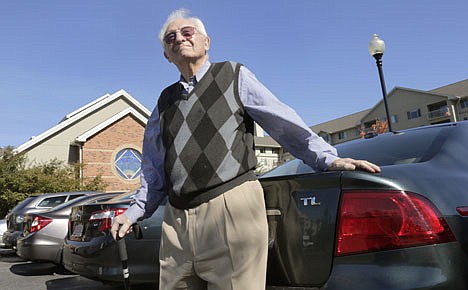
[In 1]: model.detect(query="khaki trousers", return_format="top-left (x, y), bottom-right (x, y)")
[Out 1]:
top-left (159, 180), bottom-right (268, 290)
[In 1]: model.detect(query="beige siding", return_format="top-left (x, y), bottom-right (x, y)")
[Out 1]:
top-left (361, 89), bottom-right (451, 132)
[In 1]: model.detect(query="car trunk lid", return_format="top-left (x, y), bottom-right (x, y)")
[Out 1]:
top-left (261, 171), bottom-right (342, 287)
top-left (68, 201), bottom-right (130, 242)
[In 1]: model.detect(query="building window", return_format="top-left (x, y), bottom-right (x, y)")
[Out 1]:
top-left (390, 114), bottom-right (398, 124)
top-left (68, 145), bottom-right (80, 164)
top-left (338, 131), bottom-right (347, 140)
top-left (460, 99), bottom-right (468, 109)
top-left (407, 109), bottom-right (421, 120)
top-left (114, 148), bottom-right (142, 180)
top-left (320, 134), bottom-right (329, 142)
top-left (259, 148), bottom-right (266, 154)
top-left (272, 148), bottom-right (280, 155)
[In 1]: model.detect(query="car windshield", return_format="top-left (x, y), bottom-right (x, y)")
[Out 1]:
top-left (261, 125), bottom-right (452, 178)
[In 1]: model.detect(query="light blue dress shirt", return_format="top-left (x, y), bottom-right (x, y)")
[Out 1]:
top-left (124, 61), bottom-right (338, 223)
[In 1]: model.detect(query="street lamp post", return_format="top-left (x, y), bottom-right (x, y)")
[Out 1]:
top-left (368, 34), bottom-right (393, 133)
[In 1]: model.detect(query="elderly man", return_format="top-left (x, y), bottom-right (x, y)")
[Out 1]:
top-left (112, 8), bottom-right (380, 290)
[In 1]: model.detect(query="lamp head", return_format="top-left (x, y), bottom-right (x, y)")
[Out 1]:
top-left (368, 34), bottom-right (385, 58)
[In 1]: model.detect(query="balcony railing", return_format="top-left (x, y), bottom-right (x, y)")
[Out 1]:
top-left (428, 106), bottom-right (450, 120)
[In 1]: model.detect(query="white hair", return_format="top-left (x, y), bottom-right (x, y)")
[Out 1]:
top-left (158, 8), bottom-right (208, 46)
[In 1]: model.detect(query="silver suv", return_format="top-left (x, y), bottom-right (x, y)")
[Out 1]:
top-left (3, 191), bottom-right (101, 249)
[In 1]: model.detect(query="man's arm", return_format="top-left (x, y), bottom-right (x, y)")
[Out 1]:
top-left (238, 66), bottom-right (380, 173)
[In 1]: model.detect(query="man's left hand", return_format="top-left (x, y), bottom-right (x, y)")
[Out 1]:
top-left (328, 158), bottom-right (381, 173)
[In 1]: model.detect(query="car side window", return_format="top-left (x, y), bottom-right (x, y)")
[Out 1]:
top-left (67, 194), bottom-right (85, 201)
top-left (37, 196), bottom-right (68, 208)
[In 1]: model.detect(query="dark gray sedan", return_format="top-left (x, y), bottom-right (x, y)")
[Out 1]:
top-left (63, 192), bottom-right (164, 284)
top-left (64, 121), bottom-right (468, 289)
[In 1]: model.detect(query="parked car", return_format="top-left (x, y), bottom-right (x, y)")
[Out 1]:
top-left (0, 219), bottom-right (6, 247)
top-left (66, 122), bottom-right (468, 289)
top-left (3, 191), bottom-right (103, 249)
top-left (62, 191), bottom-right (164, 284)
top-left (16, 192), bottom-right (120, 264)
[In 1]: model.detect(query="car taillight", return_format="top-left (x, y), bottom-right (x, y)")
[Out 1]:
top-left (30, 216), bottom-right (53, 233)
top-left (89, 208), bottom-right (127, 232)
top-left (336, 190), bottom-right (456, 256)
top-left (456, 206), bottom-right (468, 216)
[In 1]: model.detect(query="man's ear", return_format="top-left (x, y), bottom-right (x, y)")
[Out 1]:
top-left (164, 51), bottom-right (172, 63)
top-left (204, 36), bottom-right (211, 54)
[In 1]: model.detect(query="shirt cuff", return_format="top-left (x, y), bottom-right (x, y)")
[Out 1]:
top-left (123, 204), bottom-right (146, 224)
top-left (322, 153), bottom-right (340, 171)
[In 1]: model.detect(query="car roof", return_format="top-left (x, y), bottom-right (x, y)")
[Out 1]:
top-left (10, 191), bottom-right (103, 213)
top-left (106, 191), bottom-right (136, 202)
top-left (42, 192), bottom-right (122, 215)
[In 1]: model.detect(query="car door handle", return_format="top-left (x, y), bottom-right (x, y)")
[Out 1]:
top-left (266, 209), bottom-right (281, 249)
top-left (266, 209), bottom-right (281, 216)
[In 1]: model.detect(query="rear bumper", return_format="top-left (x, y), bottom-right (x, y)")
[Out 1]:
top-left (2, 231), bottom-right (21, 249)
top-left (62, 235), bottom-right (158, 285)
top-left (324, 243), bottom-right (468, 289)
top-left (267, 242), bottom-right (468, 290)
top-left (63, 236), bottom-right (131, 282)
top-left (16, 233), bottom-right (62, 263)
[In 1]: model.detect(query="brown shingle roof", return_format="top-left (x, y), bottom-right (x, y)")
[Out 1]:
top-left (310, 109), bottom-right (371, 134)
top-left (429, 79), bottom-right (468, 98)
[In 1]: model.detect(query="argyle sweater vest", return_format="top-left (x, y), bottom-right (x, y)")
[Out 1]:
top-left (157, 61), bottom-right (257, 209)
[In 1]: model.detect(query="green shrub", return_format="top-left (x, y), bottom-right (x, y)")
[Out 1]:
top-left (0, 147), bottom-right (105, 218)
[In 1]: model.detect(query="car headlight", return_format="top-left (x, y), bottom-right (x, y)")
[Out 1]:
top-left (15, 215), bottom-right (25, 224)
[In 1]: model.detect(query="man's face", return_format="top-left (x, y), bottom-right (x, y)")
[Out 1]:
top-left (163, 18), bottom-right (210, 65)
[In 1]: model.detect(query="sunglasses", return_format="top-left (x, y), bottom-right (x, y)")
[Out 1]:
top-left (164, 26), bottom-right (196, 44)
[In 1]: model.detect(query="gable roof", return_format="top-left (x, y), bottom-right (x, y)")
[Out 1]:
top-left (254, 135), bottom-right (280, 148)
top-left (311, 109), bottom-right (372, 134)
top-left (16, 89), bottom-right (151, 153)
top-left (75, 107), bottom-right (148, 143)
top-left (429, 79), bottom-right (468, 98)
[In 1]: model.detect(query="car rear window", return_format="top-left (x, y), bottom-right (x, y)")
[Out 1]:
top-left (37, 195), bottom-right (68, 208)
top-left (68, 194), bottom-right (85, 201)
top-left (50, 193), bottom-right (115, 211)
top-left (48, 195), bottom-right (89, 211)
top-left (261, 125), bottom-right (451, 178)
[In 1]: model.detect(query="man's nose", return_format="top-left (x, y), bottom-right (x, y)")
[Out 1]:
top-left (175, 31), bottom-right (186, 43)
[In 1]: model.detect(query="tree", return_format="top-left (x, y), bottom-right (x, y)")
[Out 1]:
top-left (0, 147), bottom-right (105, 218)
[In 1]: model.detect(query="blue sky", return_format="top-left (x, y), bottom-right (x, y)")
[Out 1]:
top-left (2, 0), bottom-right (468, 147)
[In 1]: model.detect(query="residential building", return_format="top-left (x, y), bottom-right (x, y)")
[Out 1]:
top-left (318, 79), bottom-right (468, 146)
top-left (311, 110), bottom-right (371, 145)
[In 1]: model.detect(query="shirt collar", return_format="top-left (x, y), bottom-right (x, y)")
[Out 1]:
top-left (179, 60), bottom-right (211, 85)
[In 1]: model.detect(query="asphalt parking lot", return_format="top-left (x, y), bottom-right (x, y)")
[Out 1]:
top-left (0, 247), bottom-right (298, 290)
top-left (0, 248), bottom-right (155, 290)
